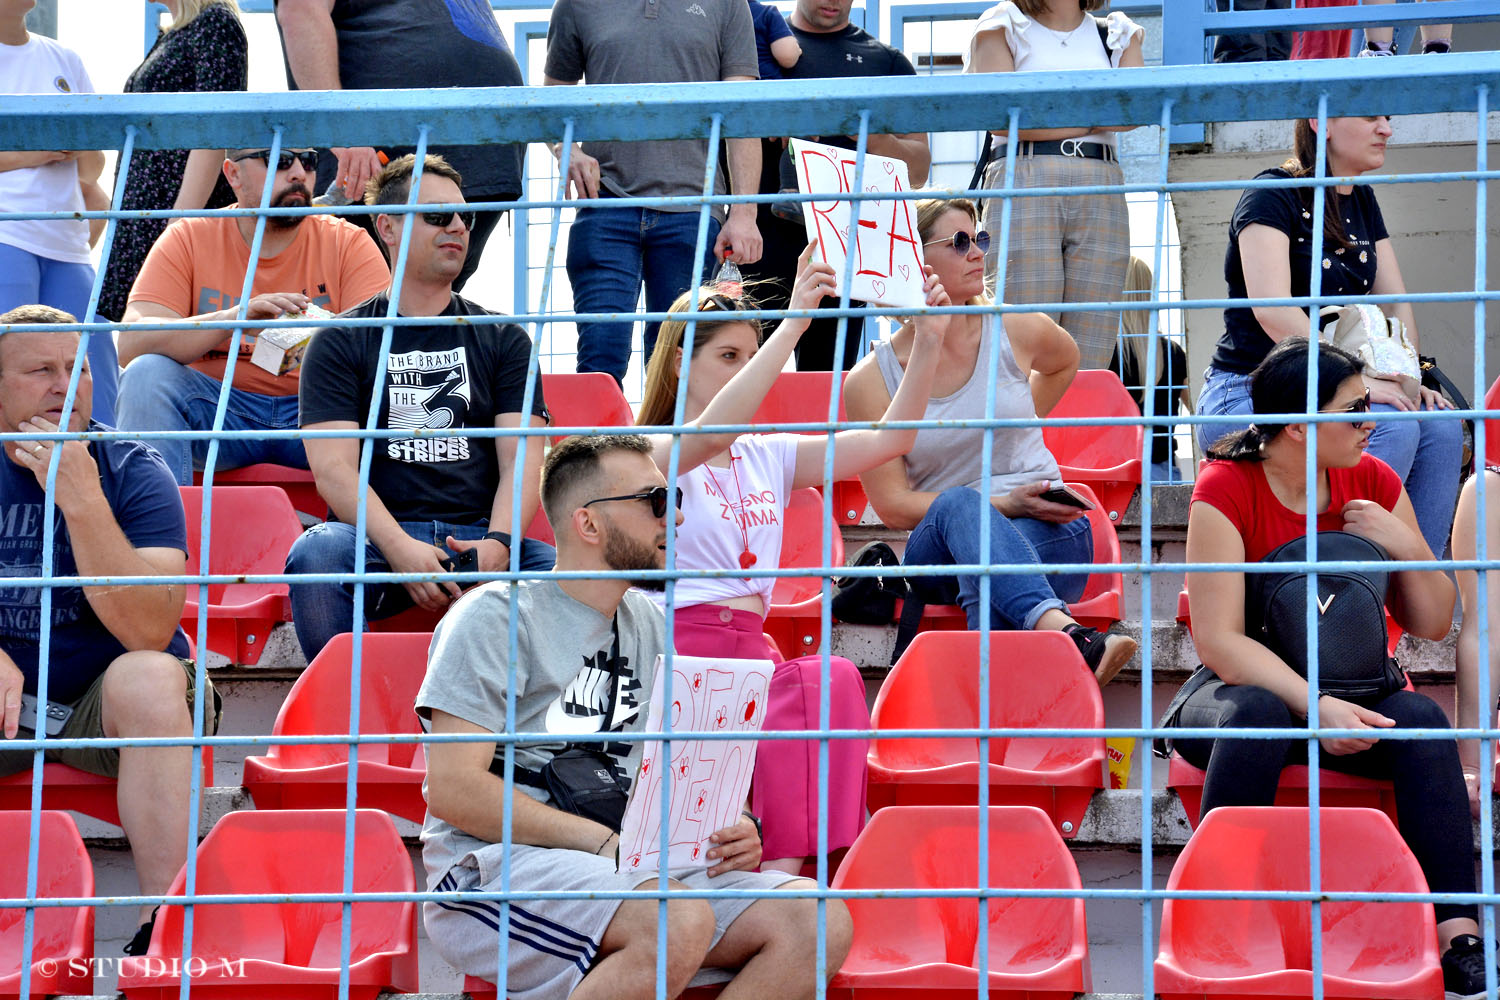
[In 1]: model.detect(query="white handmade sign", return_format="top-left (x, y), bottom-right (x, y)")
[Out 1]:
top-left (617, 654), bottom-right (773, 874)
top-left (790, 137), bottom-right (926, 309)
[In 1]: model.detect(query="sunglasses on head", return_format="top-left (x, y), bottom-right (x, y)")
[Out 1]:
top-left (922, 230), bottom-right (990, 255)
top-left (233, 149), bottom-right (319, 172)
top-left (583, 485), bottom-right (683, 519)
top-left (420, 210), bottom-right (477, 231)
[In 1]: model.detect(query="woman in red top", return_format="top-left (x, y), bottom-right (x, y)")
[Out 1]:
top-left (1166, 338), bottom-right (1495, 995)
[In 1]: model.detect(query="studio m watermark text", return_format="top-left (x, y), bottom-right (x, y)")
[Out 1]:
top-left (37, 956), bottom-right (250, 978)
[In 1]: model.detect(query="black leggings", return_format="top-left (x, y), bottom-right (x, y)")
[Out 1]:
top-left (1174, 680), bottom-right (1477, 924)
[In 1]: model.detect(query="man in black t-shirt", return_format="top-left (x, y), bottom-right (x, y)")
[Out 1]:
top-left (274, 0), bottom-right (525, 291)
top-left (739, 0), bottom-right (930, 371)
top-left (285, 155), bottom-right (554, 661)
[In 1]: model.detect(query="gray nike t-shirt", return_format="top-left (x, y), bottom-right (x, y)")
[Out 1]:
top-left (416, 579), bottom-right (666, 886)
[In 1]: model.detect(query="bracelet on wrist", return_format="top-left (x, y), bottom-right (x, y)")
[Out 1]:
top-left (597, 831), bottom-right (615, 855)
top-left (483, 531), bottom-right (512, 549)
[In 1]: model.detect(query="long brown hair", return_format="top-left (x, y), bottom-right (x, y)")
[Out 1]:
top-left (1011, 0), bottom-right (1105, 14)
top-left (1283, 118), bottom-right (1352, 252)
top-left (636, 289), bottom-right (760, 428)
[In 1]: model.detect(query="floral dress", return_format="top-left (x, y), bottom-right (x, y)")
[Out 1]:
top-left (98, 2), bottom-right (246, 321)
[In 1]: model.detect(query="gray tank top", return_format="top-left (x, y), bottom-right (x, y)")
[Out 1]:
top-left (873, 314), bottom-right (1061, 496)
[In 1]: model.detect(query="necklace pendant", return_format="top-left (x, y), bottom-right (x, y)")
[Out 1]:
top-left (1059, 38), bottom-right (1067, 45)
top-left (738, 550), bottom-right (757, 569)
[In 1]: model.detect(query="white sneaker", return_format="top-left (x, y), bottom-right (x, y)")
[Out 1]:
top-left (1357, 43), bottom-right (1395, 57)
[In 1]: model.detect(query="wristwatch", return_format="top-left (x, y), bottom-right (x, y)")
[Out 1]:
top-left (741, 809), bottom-right (762, 841)
top-left (483, 531), bottom-right (512, 549)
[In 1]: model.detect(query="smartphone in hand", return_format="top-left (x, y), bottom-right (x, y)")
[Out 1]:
top-left (441, 546), bottom-right (481, 589)
top-left (1038, 484), bottom-right (1096, 511)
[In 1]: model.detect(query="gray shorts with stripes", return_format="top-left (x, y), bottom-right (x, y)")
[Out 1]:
top-left (424, 842), bottom-right (796, 1000)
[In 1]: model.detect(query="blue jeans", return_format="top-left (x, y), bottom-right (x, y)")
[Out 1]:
top-left (1150, 457), bottom-right (1184, 485)
top-left (0, 243), bottom-right (118, 423)
top-left (285, 519), bottom-right (557, 661)
top-left (566, 203), bottom-right (720, 383)
top-left (902, 486), bottom-right (1093, 631)
top-left (115, 354), bottom-right (307, 486)
top-left (1198, 365), bottom-right (1464, 555)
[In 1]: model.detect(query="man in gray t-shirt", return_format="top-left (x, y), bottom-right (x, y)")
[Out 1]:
top-left (543, 0), bottom-right (764, 385)
top-left (418, 433), bottom-right (848, 1000)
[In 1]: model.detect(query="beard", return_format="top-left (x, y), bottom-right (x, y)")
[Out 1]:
top-left (268, 185), bottom-right (312, 229)
top-left (603, 527), bottom-right (663, 590)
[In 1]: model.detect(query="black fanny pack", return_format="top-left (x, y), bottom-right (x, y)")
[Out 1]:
top-left (502, 748), bottom-right (629, 831)
top-left (831, 541), bottom-right (925, 663)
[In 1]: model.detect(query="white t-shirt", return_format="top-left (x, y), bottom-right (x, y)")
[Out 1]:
top-left (0, 34), bottom-right (94, 263)
top-left (659, 434), bottom-right (799, 613)
top-left (965, 3), bottom-right (1143, 150)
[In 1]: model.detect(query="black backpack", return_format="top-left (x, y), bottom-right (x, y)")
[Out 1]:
top-left (1247, 531), bottom-right (1406, 699)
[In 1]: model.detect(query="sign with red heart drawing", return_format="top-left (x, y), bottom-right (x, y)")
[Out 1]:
top-left (790, 137), bottom-right (926, 309)
top-left (616, 654), bottom-right (773, 874)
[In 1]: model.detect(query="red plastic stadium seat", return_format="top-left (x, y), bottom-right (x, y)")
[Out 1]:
top-left (866, 631), bottom-right (1105, 837)
top-left (242, 632), bottom-right (431, 822)
top-left (0, 811), bottom-right (93, 999)
top-left (523, 373), bottom-right (636, 546)
top-left (1040, 369), bottom-right (1144, 523)
top-left (751, 371), bottom-right (870, 525)
top-left (1177, 588), bottom-right (1405, 654)
top-left (117, 809), bottom-right (417, 1000)
top-left (892, 482), bottom-right (1124, 635)
top-left (828, 805), bottom-right (1090, 999)
top-left (0, 756), bottom-right (214, 828)
top-left (1167, 754), bottom-right (1397, 831)
top-left (1155, 806), bottom-right (1441, 1000)
top-left (1486, 376), bottom-right (1500, 467)
top-left (180, 485), bottom-right (302, 665)
top-left (764, 487), bottom-right (847, 656)
top-left (196, 464), bottom-right (324, 520)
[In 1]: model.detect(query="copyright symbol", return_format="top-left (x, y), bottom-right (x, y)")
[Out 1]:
top-left (37, 959), bottom-right (56, 977)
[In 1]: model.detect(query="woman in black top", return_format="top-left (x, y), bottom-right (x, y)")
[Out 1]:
top-left (1197, 115), bottom-right (1462, 557)
top-left (97, 0), bottom-right (246, 322)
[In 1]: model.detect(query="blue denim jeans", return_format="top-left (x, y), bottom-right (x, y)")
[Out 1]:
top-left (1198, 365), bottom-right (1464, 555)
top-left (115, 354), bottom-right (307, 485)
top-left (0, 243), bottom-right (118, 423)
top-left (284, 519), bottom-right (557, 661)
top-left (566, 202), bottom-right (720, 383)
top-left (902, 486), bottom-right (1093, 631)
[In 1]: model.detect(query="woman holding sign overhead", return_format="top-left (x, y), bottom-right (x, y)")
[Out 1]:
top-left (637, 243), bottom-right (951, 874)
top-left (846, 198), bottom-right (1139, 685)
top-left (966, 0), bottom-right (1144, 369)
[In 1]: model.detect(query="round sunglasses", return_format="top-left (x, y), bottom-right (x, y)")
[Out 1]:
top-left (922, 230), bottom-right (991, 255)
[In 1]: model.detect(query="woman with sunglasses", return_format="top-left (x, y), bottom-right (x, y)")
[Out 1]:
top-left (965, 0), bottom-right (1144, 370)
top-left (1163, 339), bottom-right (1496, 998)
top-left (845, 198), bottom-right (1138, 685)
top-left (636, 243), bottom-right (952, 874)
top-left (1199, 114), bottom-right (1461, 558)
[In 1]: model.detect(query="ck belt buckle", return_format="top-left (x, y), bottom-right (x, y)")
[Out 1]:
top-left (1059, 138), bottom-right (1086, 158)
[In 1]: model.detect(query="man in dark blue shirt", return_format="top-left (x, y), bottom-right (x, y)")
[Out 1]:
top-left (0, 305), bottom-right (215, 957)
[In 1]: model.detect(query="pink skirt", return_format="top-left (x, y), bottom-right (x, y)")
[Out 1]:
top-left (672, 604), bottom-right (870, 859)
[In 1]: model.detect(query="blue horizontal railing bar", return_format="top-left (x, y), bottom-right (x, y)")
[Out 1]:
top-left (1, 55), bottom-right (1496, 151)
top-left (1202, 0), bottom-right (1500, 35)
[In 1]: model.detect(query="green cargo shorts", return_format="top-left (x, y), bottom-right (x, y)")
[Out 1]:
top-left (0, 656), bottom-right (221, 779)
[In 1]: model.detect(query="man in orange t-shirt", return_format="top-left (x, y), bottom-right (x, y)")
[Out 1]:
top-left (115, 146), bottom-right (389, 484)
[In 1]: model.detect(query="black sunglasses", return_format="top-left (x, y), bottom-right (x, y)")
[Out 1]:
top-left (420, 210), bottom-right (477, 231)
top-left (1321, 387), bottom-right (1372, 418)
top-left (583, 486), bottom-right (683, 519)
top-left (922, 230), bottom-right (990, 255)
top-left (233, 149), bottom-right (319, 172)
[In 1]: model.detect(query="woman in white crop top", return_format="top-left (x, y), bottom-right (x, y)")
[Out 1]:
top-left (637, 244), bottom-right (950, 873)
top-left (846, 198), bottom-right (1138, 686)
top-left (966, 0), bottom-right (1144, 369)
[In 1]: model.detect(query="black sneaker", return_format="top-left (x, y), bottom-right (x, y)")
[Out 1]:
top-left (1062, 623), bottom-right (1137, 687)
top-left (1443, 933), bottom-right (1496, 999)
top-left (122, 906), bottom-right (159, 957)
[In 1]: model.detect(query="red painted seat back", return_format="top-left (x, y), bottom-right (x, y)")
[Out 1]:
top-left (0, 811), bottom-right (93, 997)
